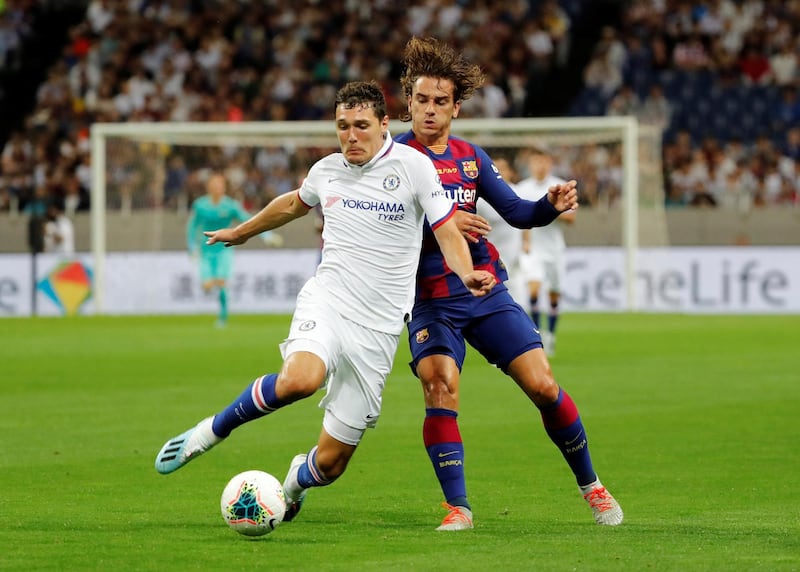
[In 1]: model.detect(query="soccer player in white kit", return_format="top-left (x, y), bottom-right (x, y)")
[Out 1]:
top-left (516, 144), bottom-right (576, 356)
top-left (474, 156), bottom-right (527, 306)
top-left (153, 81), bottom-right (496, 522)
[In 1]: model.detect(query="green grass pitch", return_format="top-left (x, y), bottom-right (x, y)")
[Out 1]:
top-left (1, 313), bottom-right (798, 571)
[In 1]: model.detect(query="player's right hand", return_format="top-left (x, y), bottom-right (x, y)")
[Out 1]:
top-left (547, 180), bottom-right (579, 212)
top-left (204, 228), bottom-right (246, 247)
top-left (453, 210), bottom-right (491, 244)
top-left (461, 270), bottom-right (496, 297)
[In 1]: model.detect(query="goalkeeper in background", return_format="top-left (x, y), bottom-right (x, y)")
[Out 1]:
top-left (186, 172), bottom-right (282, 327)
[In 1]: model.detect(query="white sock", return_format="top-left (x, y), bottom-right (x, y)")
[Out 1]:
top-left (197, 417), bottom-right (223, 448)
top-left (283, 464), bottom-right (305, 502)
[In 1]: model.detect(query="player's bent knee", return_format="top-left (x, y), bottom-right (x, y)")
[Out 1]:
top-left (276, 371), bottom-right (321, 401)
top-left (418, 364), bottom-right (459, 392)
top-left (508, 351), bottom-right (559, 403)
top-left (420, 376), bottom-right (459, 406)
top-left (278, 352), bottom-right (326, 400)
top-left (415, 356), bottom-right (460, 407)
top-left (528, 378), bottom-right (560, 404)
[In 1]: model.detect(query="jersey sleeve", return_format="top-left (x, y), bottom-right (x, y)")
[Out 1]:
top-left (297, 163), bottom-right (322, 208)
top-left (233, 200), bottom-right (252, 222)
top-left (476, 146), bottom-right (560, 228)
top-left (410, 153), bottom-right (456, 229)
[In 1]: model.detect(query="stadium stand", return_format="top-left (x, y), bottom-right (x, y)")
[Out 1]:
top-left (570, 0), bottom-right (799, 208)
top-left (0, 0), bottom-right (797, 229)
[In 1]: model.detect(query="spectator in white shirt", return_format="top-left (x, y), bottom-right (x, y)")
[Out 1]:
top-left (44, 201), bottom-right (75, 255)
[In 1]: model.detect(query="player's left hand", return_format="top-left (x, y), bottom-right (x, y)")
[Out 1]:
top-left (453, 210), bottom-right (491, 243)
top-left (205, 228), bottom-right (246, 247)
top-left (547, 180), bottom-right (579, 212)
top-left (461, 270), bottom-right (496, 297)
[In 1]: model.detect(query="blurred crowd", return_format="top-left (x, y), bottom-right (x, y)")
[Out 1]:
top-left (2, 0), bottom-right (577, 216)
top-left (575, 0), bottom-right (800, 208)
top-left (1, 0), bottom-right (798, 222)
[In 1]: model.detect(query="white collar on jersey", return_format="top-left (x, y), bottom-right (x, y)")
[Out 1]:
top-left (344, 130), bottom-right (393, 171)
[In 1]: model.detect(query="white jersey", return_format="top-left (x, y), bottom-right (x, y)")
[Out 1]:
top-left (476, 182), bottom-right (523, 267)
top-left (43, 215), bottom-right (75, 255)
top-left (298, 135), bottom-right (453, 335)
top-left (476, 183), bottom-right (527, 305)
top-left (515, 174), bottom-right (569, 258)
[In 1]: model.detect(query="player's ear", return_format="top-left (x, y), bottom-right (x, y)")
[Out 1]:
top-left (452, 101), bottom-right (461, 119)
top-left (381, 115), bottom-right (389, 138)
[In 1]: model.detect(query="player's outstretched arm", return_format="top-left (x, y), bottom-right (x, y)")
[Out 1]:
top-left (477, 158), bottom-right (561, 229)
top-left (205, 190), bottom-right (309, 247)
top-left (433, 217), bottom-right (496, 297)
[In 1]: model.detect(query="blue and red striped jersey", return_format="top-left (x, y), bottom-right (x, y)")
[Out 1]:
top-left (394, 130), bottom-right (561, 299)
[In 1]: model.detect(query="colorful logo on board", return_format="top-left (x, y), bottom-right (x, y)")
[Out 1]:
top-left (37, 261), bottom-right (93, 315)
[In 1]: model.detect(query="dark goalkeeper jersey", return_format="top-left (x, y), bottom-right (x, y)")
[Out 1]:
top-left (394, 130), bottom-right (562, 300)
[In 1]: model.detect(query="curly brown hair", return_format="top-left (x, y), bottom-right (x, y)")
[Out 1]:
top-left (399, 37), bottom-right (485, 105)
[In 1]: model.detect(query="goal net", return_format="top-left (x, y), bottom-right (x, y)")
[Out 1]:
top-left (90, 117), bottom-right (665, 313)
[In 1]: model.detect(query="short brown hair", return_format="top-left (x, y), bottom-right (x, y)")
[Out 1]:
top-left (334, 81), bottom-right (387, 120)
top-left (399, 37), bottom-right (485, 104)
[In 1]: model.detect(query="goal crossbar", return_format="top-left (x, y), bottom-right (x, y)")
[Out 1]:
top-left (90, 117), bottom-right (640, 312)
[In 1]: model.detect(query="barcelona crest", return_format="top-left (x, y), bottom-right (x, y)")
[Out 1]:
top-left (415, 328), bottom-right (429, 344)
top-left (461, 160), bottom-right (478, 179)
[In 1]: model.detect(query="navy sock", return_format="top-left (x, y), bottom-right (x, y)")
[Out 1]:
top-left (296, 446), bottom-right (334, 488)
top-left (538, 388), bottom-right (596, 486)
top-left (211, 374), bottom-right (285, 438)
top-left (423, 408), bottom-right (469, 509)
top-left (530, 296), bottom-right (540, 328)
top-left (548, 300), bottom-right (559, 334)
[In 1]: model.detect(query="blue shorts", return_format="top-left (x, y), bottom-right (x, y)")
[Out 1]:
top-left (407, 285), bottom-right (543, 375)
top-left (199, 249), bottom-right (233, 283)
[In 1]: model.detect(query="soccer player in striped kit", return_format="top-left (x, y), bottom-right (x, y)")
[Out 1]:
top-left (395, 37), bottom-right (623, 530)
top-left (154, 81), bottom-right (497, 523)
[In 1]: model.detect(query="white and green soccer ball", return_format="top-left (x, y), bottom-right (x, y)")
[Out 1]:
top-left (220, 470), bottom-right (287, 537)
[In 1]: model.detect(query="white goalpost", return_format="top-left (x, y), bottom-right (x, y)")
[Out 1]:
top-left (90, 116), bottom-right (658, 314)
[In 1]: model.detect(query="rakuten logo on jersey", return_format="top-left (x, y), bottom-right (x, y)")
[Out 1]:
top-left (339, 198), bottom-right (406, 221)
top-left (449, 186), bottom-right (476, 204)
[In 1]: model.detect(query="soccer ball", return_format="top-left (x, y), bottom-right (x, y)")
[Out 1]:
top-left (220, 470), bottom-right (287, 537)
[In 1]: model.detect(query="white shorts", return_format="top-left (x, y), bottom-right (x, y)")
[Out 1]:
top-left (502, 256), bottom-right (528, 308)
top-left (279, 277), bottom-right (398, 446)
top-left (519, 252), bottom-right (565, 293)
